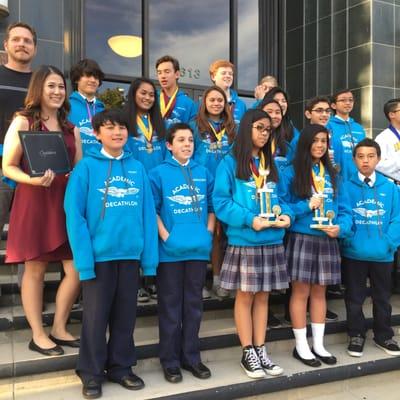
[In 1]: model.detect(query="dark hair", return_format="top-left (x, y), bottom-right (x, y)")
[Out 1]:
top-left (305, 96), bottom-right (331, 112)
top-left (353, 138), bottom-right (381, 158)
top-left (292, 124), bottom-right (337, 198)
top-left (123, 78), bottom-right (166, 139)
top-left (155, 55), bottom-right (180, 72)
top-left (233, 109), bottom-right (278, 182)
top-left (70, 59), bottom-right (105, 90)
top-left (261, 87), bottom-right (295, 146)
top-left (383, 98), bottom-right (400, 121)
top-left (166, 122), bottom-right (193, 144)
top-left (5, 22), bottom-right (37, 45)
top-left (196, 86), bottom-right (236, 143)
top-left (331, 88), bottom-right (352, 103)
top-left (92, 109), bottom-right (128, 132)
top-left (17, 65), bottom-right (70, 130)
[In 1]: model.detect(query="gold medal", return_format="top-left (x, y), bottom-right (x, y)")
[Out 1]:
top-left (217, 141), bottom-right (223, 149)
top-left (210, 142), bottom-right (217, 151)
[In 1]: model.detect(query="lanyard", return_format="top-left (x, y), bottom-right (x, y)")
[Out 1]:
top-left (160, 87), bottom-right (178, 119)
top-left (136, 115), bottom-right (153, 143)
top-left (388, 124), bottom-right (400, 141)
top-left (250, 152), bottom-right (268, 189)
top-left (311, 162), bottom-right (325, 194)
top-left (85, 100), bottom-right (96, 122)
top-left (208, 121), bottom-right (225, 143)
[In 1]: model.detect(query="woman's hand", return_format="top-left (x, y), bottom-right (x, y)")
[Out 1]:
top-left (30, 169), bottom-right (56, 187)
top-left (309, 195), bottom-right (322, 210)
top-left (273, 214), bottom-right (291, 228)
top-left (319, 225), bottom-right (340, 238)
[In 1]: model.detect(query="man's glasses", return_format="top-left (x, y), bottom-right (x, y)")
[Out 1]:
top-left (311, 108), bottom-right (332, 114)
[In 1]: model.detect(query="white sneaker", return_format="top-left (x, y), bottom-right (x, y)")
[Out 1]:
top-left (255, 345), bottom-right (283, 376)
top-left (213, 285), bottom-right (230, 299)
top-left (202, 286), bottom-right (212, 299)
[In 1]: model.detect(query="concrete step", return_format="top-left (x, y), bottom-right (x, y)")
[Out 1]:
top-left (1, 333), bottom-right (400, 400)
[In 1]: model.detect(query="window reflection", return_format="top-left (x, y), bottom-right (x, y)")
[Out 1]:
top-left (148, 0), bottom-right (229, 86)
top-left (85, 0), bottom-right (142, 77)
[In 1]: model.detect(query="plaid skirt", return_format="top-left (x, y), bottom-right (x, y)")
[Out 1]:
top-left (220, 244), bottom-right (289, 293)
top-left (285, 232), bottom-right (341, 285)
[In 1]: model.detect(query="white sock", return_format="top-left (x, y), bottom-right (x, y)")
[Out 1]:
top-left (293, 327), bottom-right (314, 360)
top-left (311, 322), bottom-right (331, 357)
top-left (213, 275), bottom-right (220, 287)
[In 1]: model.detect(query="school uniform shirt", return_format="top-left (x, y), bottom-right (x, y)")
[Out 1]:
top-left (212, 153), bottom-right (294, 246)
top-left (327, 115), bottom-right (366, 180)
top-left (191, 119), bottom-right (233, 177)
top-left (279, 164), bottom-right (352, 238)
top-left (125, 114), bottom-right (166, 171)
top-left (157, 89), bottom-right (198, 130)
top-left (375, 126), bottom-right (400, 182)
top-left (340, 171), bottom-right (400, 262)
top-left (64, 147), bottom-right (158, 280)
top-left (274, 126), bottom-right (301, 171)
top-left (68, 91), bottom-right (105, 155)
top-left (148, 157), bottom-right (214, 262)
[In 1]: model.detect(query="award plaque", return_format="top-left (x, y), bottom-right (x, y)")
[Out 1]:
top-left (18, 131), bottom-right (71, 177)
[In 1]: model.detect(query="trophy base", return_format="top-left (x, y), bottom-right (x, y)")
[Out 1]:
top-left (310, 223), bottom-right (339, 230)
top-left (259, 213), bottom-right (275, 219)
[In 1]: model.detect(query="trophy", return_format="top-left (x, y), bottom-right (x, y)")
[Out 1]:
top-left (257, 168), bottom-right (281, 225)
top-left (310, 193), bottom-right (329, 228)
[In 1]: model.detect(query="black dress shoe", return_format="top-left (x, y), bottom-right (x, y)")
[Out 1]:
top-left (109, 374), bottom-right (145, 390)
top-left (28, 339), bottom-right (64, 356)
top-left (163, 366), bottom-right (183, 383)
top-left (182, 362), bottom-right (211, 379)
top-left (82, 380), bottom-right (102, 399)
top-left (49, 334), bottom-right (80, 348)
top-left (311, 348), bottom-right (337, 365)
top-left (292, 348), bottom-right (321, 367)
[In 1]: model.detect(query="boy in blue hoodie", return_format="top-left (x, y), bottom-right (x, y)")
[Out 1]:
top-left (68, 59), bottom-right (105, 156)
top-left (64, 110), bottom-right (158, 399)
top-left (341, 139), bottom-right (400, 358)
top-left (327, 89), bottom-right (366, 180)
top-left (148, 123), bottom-right (215, 384)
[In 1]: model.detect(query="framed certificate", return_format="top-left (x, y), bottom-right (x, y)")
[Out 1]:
top-left (18, 131), bottom-right (72, 177)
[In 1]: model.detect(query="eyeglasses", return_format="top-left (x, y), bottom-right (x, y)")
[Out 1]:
top-left (253, 124), bottom-right (272, 133)
top-left (311, 108), bottom-right (332, 114)
top-left (336, 98), bottom-right (354, 103)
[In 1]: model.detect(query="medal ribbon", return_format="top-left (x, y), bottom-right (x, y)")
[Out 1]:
top-left (388, 124), bottom-right (400, 151)
top-left (85, 100), bottom-right (96, 122)
top-left (160, 87), bottom-right (178, 118)
top-left (271, 138), bottom-right (276, 156)
top-left (208, 121), bottom-right (225, 143)
top-left (136, 115), bottom-right (153, 143)
top-left (250, 152), bottom-right (268, 189)
top-left (311, 161), bottom-right (325, 194)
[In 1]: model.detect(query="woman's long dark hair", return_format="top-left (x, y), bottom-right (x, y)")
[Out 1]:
top-left (233, 109), bottom-right (278, 182)
top-left (123, 77), bottom-right (166, 139)
top-left (259, 99), bottom-right (288, 156)
top-left (17, 65), bottom-right (70, 131)
top-left (196, 85), bottom-right (235, 143)
top-left (261, 87), bottom-right (294, 147)
top-left (292, 124), bottom-right (337, 198)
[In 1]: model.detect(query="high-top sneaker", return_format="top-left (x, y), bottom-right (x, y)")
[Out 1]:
top-left (254, 345), bottom-right (283, 376)
top-left (240, 345), bottom-right (266, 379)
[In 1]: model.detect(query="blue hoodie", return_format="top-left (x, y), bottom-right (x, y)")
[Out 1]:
top-left (64, 147), bottom-right (158, 280)
top-left (191, 119), bottom-right (234, 177)
top-left (148, 157), bottom-right (214, 262)
top-left (212, 154), bottom-right (294, 246)
top-left (229, 89), bottom-right (247, 125)
top-left (125, 115), bottom-right (166, 171)
top-left (279, 165), bottom-right (352, 238)
top-left (274, 126), bottom-right (301, 171)
top-left (340, 172), bottom-right (400, 262)
top-left (327, 115), bottom-right (366, 180)
top-left (158, 89), bottom-right (198, 130)
top-left (68, 91), bottom-right (105, 155)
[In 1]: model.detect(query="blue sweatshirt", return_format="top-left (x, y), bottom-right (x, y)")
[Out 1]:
top-left (327, 115), bottom-right (366, 180)
top-left (340, 172), bottom-right (400, 262)
top-left (148, 157), bottom-right (214, 262)
top-left (279, 165), bottom-right (352, 238)
top-left (229, 89), bottom-right (247, 125)
top-left (158, 89), bottom-right (198, 130)
top-left (212, 154), bottom-right (294, 246)
top-left (274, 126), bottom-right (301, 171)
top-left (125, 115), bottom-right (166, 171)
top-left (68, 91), bottom-right (105, 155)
top-left (191, 119), bottom-right (234, 177)
top-left (64, 148), bottom-right (158, 280)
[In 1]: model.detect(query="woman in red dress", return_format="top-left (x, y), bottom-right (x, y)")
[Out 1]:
top-left (2, 65), bottom-right (82, 356)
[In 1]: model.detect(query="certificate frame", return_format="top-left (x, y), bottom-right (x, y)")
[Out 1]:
top-left (18, 131), bottom-right (72, 177)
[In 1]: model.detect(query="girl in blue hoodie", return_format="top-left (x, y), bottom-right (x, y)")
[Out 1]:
top-left (280, 124), bottom-right (352, 368)
top-left (148, 123), bottom-right (215, 383)
top-left (213, 109), bottom-right (292, 379)
top-left (192, 85), bottom-right (236, 299)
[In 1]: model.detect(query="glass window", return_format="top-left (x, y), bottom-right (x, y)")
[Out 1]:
top-left (237, 0), bottom-right (259, 91)
top-left (148, 0), bottom-right (230, 86)
top-left (85, 0), bottom-right (142, 77)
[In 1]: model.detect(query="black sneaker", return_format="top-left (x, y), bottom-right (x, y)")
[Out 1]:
top-left (146, 284), bottom-right (157, 300)
top-left (137, 288), bottom-right (150, 303)
top-left (347, 335), bottom-right (365, 357)
top-left (374, 338), bottom-right (400, 356)
top-left (240, 345), bottom-right (266, 379)
top-left (327, 284), bottom-right (344, 296)
top-left (254, 345), bottom-right (283, 376)
top-left (326, 309), bottom-right (339, 322)
top-left (268, 312), bottom-right (281, 329)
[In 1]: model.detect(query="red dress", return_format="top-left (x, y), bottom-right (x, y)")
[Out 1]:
top-left (6, 119), bottom-right (76, 263)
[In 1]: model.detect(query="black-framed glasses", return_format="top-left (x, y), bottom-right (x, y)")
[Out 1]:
top-left (311, 108), bottom-right (332, 114)
top-left (252, 124), bottom-right (272, 133)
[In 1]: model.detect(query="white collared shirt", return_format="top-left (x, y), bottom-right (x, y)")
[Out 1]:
top-left (101, 148), bottom-right (124, 160)
top-left (358, 171), bottom-right (376, 187)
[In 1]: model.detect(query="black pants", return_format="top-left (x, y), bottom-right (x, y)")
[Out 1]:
top-left (77, 260), bottom-right (139, 384)
top-left (342, 257), bottom-right (393, 342)
top-left (157, 260), bottom-right (207, 368)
